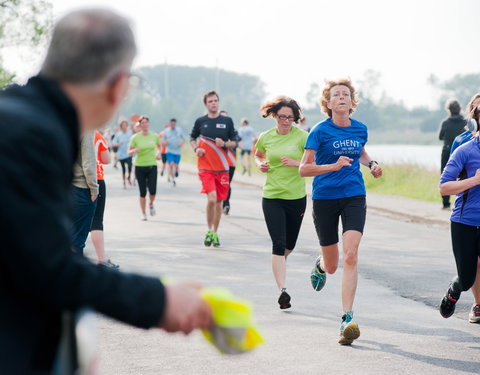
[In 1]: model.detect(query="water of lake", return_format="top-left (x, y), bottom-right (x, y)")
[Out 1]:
top-left (366, 144), bottom-right (442, 171)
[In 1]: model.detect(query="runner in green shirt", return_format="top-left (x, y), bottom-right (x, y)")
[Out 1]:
top-left (128, 116), bottom-right (161, 220)
top-left (255, 96), bottom-right (307, 310)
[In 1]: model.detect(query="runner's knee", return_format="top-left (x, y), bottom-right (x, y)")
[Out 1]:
top-left (343, 249), bottom-right (358, 267)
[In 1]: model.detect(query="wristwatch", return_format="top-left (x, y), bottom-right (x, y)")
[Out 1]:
top-left (368, 160), bottom-right (378, 169)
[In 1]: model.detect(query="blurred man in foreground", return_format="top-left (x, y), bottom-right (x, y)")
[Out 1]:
top-left (0, 8), bottom-right (211, 374)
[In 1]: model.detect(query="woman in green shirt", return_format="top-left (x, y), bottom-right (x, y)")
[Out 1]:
top-left (255, 96), bottom-right (307, 310)
top-left (128, 115), bottom-right (161, 221)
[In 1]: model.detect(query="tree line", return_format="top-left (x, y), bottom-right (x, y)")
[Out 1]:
top-left (116, 65), bottom-right (480, 142)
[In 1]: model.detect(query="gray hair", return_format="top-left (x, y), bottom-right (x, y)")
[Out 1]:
top-left (41, 8), bottom-right (136, 85)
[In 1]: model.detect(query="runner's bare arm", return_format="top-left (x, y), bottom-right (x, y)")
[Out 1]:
top-left (360, 147), bottom-right (382, 178)
top-left (440, 168), bottom-right (480, 195)
top-left (255, 149), bottom-right (270, 172)
top-left (299, 148), bottom-right (351, 177)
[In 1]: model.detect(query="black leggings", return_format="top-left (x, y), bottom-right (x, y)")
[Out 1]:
top-left (91, 179), bottom-right (106, 231)
top-left (119, 157), bottom-right (133, 178)
top-left (135, 165), bottom-right (157, 197)
top-left (223, 166), bottom-right (235, 208)
top-left (450, 221), bottom-right (480, 294)
top-left (262, 196), bottom-right (306, 255)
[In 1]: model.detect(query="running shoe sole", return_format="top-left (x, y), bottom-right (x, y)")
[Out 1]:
top-left (310, 257), bottom-right (326, 291)
top-left (278, 291), bottom-right (291, 310)
top-left (339, 322), bottom-right (360, 345)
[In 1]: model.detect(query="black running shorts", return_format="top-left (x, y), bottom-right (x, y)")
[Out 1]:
top-left (312, 195), bottom-right (366, 246)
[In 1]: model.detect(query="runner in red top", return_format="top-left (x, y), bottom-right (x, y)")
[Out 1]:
top-left (190, 91), bottom-right (237, 248)
top-left (159, 121), bottom-right (170, 177)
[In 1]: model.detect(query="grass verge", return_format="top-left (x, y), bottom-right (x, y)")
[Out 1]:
top-left (362, 163), bottom-right (441, 202)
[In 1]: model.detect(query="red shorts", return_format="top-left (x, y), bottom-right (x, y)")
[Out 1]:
top-left (198, 171), bottom-right (230, 201)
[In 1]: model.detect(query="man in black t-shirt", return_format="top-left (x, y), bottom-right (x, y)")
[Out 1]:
top-left (190, 91), bottom-right (237, 248)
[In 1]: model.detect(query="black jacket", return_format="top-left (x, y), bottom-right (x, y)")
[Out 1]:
top-left (439, 114), bottom-right (466, 148)
top-left (0, 76), bottom-right (166, 374)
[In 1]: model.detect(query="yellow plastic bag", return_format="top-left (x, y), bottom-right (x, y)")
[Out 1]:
top-left (201, 288), bottom-right (264, 355)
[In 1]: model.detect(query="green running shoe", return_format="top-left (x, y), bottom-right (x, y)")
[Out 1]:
top-left (310, 256), bottom-right (326, 291)
top-left (338, 311), bottom-right (360, 345)
top-left (212, 233), bottom-right (220, 248)
top-left (204, 231), bottom-right (213, 247)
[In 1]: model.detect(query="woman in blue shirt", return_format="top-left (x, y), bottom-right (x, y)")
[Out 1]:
top-left (439, 105), bottom-right (480, 324)
top-left (299, 79), bottom-right (382, 345)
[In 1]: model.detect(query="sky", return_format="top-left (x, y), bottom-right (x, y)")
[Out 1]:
top-left (3, 0), bottom-right (479, 109)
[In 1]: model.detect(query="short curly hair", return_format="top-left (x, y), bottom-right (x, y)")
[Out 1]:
top-left (260, 96), bottom-right (302, 123)
top-left (320, 79), bottom-right (359, 118)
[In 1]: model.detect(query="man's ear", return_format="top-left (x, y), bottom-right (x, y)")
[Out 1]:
top-left (107, 73), bottom-right (129, 108)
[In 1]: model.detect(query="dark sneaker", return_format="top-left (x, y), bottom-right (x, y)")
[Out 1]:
top-left (278, 288), bottom-right (291, 309)
top-left (469, 304), bottom-right (480, 323)
top-left (204, 231), bottom-right (213, 247)
top-left (212, 233), bottom-right (220, 248)
top-left (310, 256), bottom-right (326, 291)
top-left (223, 205), bottom-right (230, 215)
top-left (98, 259), bottom-right (120, 269)
top-left (440, 288), bottom-right (460, 318)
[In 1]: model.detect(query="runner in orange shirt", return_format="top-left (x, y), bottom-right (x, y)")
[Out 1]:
top-left (159, 121), bottom-right (170, 177)
top-left (190, 91), bottom-right (237, 247)
top-left (90, 131), bottom-right (119, 268)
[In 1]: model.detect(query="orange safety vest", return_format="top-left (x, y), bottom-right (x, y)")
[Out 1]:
top-left (197, 136), bottom-right (230, 172)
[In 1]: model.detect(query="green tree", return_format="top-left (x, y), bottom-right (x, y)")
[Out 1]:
top-left (117, 64), bottom-right (267, 132)
top-left (428, 73), bottom-right (480, 109)
top-left (0, 0), bottom-right (52, 88)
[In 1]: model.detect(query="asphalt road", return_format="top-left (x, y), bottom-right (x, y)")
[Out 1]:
top-left (85, 165), bottom-right (480, 375)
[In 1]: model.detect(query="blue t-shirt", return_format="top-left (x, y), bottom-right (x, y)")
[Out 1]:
top-left (305, 117), bottom-right (368, 199)
top-left (113, 130), bottom-right (132, 160)
top-left (238, 126), bottom-right (256, 150)
top-left (163, 127), bottom-right (185, 155)
top-left (440, 138), bottom-right (480, 226)
top-left (450, 130), bottom-right (473, 155)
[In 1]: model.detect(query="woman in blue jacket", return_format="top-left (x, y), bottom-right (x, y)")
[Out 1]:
top-left (439, 105), bottom-right (480, 324)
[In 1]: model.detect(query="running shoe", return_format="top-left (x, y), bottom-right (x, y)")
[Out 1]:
top-left (175, 171), bottom-right (179, 177)
top-left (223, 205), bottom-right (230, 215)
top-left (160, 169), bottom-right (164, 177)
top-left (204, 231), bottom-right (213, 247)
top-left (141, 213), bottom-right (147, 221)
top-left (172, 180), bottom-right (176, 187)
top-left (440, 287), bottom-right (460, 318)
top-left (278, 288), bottom-right (291, 309)
top-left (212, 233), bottom-right (220, 248)
top-left (469, 304), bottom-right (480, 323)
top-left (338, 311), bottom-right (360, 345)
top-left (149, 204), bottom-right (156, 216)
top-left (310, 256), bottom-right (326, 291)
top-left (98, 259), bottom-right (120, 269)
